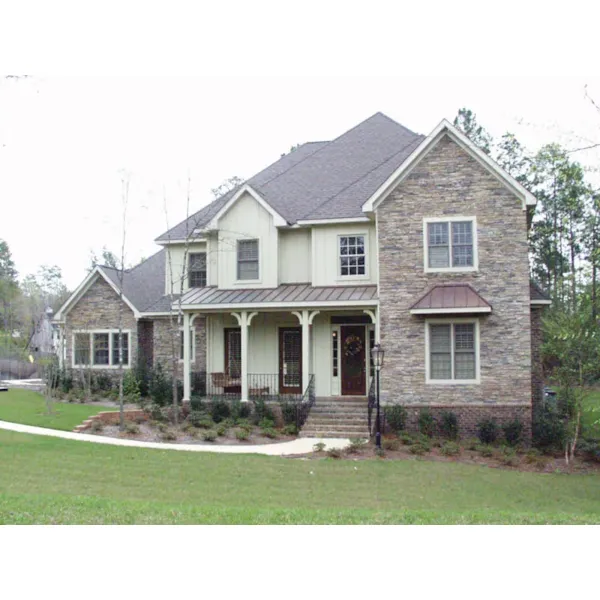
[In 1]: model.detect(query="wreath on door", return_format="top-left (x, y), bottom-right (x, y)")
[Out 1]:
top-left (344, 334), bottom-right (363, 357)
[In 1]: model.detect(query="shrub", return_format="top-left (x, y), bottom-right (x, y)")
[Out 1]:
top-left (346, 438), bottom-right (368, 454)
top-left (252, 398), bottom-right (273, 424)
top-left (90, 419), bottom-right (103, 433)
top-left (313, 442), bottom-right (326, 452)
top-left (196, 417), bottom-right (215, 430)
top-left (283, 424), bottom-right (298, 436)
top-left (259, 418), bottom-right (275, 430)
top-left (440, 441), bottom-right (461, 456)
top-left (261, 428), bottom-right (278, 439)
top-left (439, 411), bottom-right (459, 440)
top-left (385, 404), bottom-right (407, 433)
top-left (578, 438), bottom-right (600, 463)
top-left (190, 396), bottom-right (204, 412)
top-left (477, 418), bottom-right (499, 445)
top-left (237, 402), bottom-right (252, 421)
top-left (160, 429), bottom-right (177, 441)
top-left (92, 372), bottom-right (113, 393)
top-left (156, 422), bottom-right (169, 433)
top-left (209, 399), bottom-right (231, 423)
top-left (524, 448), bottom-right (541, 463)
top-left (235, 428), bottom-right (250, 441)
top-left (124, 422), bottom-right (140, 435)
top-left (476, 444), bottom-right (494, 457)
top-left (59, 368), bottom-right (74, 393)
top-left (374, 447), bottom-right (385, 458)
top-left (123, 371), bottom-right (141, 401)
top-left (216, 424), bottom-right (228, 437)
top-left (382, 438), bottom-right (400, 451)
top-left (188, 410), bottom-right (205, 427)
top-left (409, 441), bottom-right (430, 455)
top-left (502, 418), bottom-right (524, 447)
top-left (418, 408), bottom-right (436, 437)
top-left (399, 432), bottom-right (414, 446)
top-left (202, 430), bottom-right (218, 442)
top-left (148, 363), bottom-right (171, 406)
top-left (135, 358), bottom-right (150, 398)
top-left (236, 418), bottom-right (252, 431)
top-left (532, 405), bottom-right (565, 450)
top-left (279, 401), bottom-right (298, 426)
top-left (464, 437), bottom-right (479, 451)
top-left (327, 448), bottom-right (343, 459)
top-left (500, 446), bottom-right (519, 467)
top-left (145, 403), bottom-right (164, 422)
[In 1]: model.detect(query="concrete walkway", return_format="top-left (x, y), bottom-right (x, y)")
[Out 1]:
top-left (0, 419), bottom-right (351, 456)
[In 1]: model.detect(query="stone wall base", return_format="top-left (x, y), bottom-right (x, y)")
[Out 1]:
top-left (74, 409), bottom-right (147, 433)
top-left (387, 403), bottom-right (532, 441)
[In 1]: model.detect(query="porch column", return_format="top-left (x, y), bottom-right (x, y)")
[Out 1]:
top-left (183, 312), bottom-right (192, 403)
top-left (364, 309), bottom-right (378, 342)
top-left (232, 311), bottom-right (258, 402)
top-left (293, 310), bottom-right (320, 393)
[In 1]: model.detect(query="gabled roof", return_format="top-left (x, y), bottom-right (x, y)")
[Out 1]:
top-left (410, 284), bottom-right (492, 315)
top-left (363, 119), bottom-right (537, 212)
top-left (155, 113), bottom-right (423, 240)
top-left (530, 281), bottom-right (551, 305)
top-left (54, 250), bottom-right (168, 320)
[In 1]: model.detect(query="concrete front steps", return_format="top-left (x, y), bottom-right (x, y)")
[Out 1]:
top-left (300, 396), bottom-right (370, 439)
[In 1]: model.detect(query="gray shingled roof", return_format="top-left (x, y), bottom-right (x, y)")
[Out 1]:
top-left (155, 113), bottom-right (423, 241)
top-left (530, 281), bottom-right (551, 302)
top-left (180, 283), bottom-right (378, 307)
top-left (101, 249), bottom-right (169, 313)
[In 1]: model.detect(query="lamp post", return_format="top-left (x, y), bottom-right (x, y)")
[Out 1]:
top-left (370, 343), bottom-right (385, 449)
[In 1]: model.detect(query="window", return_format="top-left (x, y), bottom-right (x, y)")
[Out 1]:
top-left (188, 253), bottom-right (207, 288)
top-left (425, 218), bottom-right (476, 271)
top-left (332, 330), bottom-right (339, 377)
top-left (74, 333), bottom-right (90, 365)
top-left (339, 235), bottom-right (366, 277)
top-left (225, 328), bottom-right (241, 377)
top-left (237, 240), bottom-right (259, 280)
top-left (111, 332), bottom-right (129, 366)
top-left (72, 330), bottom-right (131, 368)
top-left (369, 328), bottom-right (375, 378)
top-left (427, 321), bottom-right (478, 383)
top-left (179, 329), bottom-right (195, 362)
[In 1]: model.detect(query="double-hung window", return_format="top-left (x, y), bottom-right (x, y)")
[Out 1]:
top-left (237, 239), bottom-right (259, 280)
top-left (339, 235), bottom-right (366, 277)
top-left (188, 253), bottom-right (207, 288)
top-left (425, 218), bottom-right (476, 271)
top-left (72, 330), bottom-right (130, 368)
top-left (111, 332), bottom-right (129, 366)
top-left (427, 321), bottom-right (478, 383)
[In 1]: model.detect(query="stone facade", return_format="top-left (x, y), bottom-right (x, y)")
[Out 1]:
top-left (63, 277), bottom-right (138, 372)
top-left (377, 136), bottom-right (533, 432)
top-left (152, 316), bottom-right (206, 376)
top-left (530, 307), bottom-right (545, 412)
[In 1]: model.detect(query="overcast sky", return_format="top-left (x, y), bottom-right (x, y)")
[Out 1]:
top-left (2, 75), bottom-right (599, 289)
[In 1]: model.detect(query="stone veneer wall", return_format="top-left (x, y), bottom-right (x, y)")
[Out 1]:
top-left (377, 135), bottom-right (532, 431)
top-left (152, 316), bottom-right (207, 376)
top-left (63, 277), bottom-right (138, 373)
top-left (530, 307), bottom-right (545, 412)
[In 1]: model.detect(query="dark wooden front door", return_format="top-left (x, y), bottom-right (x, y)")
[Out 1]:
top-left (279, 327), bottom-right (302, 394)
top-left (341, 325), bottom-right (366, 395)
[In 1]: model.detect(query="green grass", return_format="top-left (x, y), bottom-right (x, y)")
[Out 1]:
top-left (0, 429), bottom-right (599, 524)
top-left (0, 389), bottom-right (109, 431)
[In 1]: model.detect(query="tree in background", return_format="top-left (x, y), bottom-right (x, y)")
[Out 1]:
top-left (210, 175), bottom-right (244, 200)
top-left (453, 108), bottom-right (493, 155)
top-left (88, 246), bottom-right (120, 272)
top-left (0, 239), bottom-right (20, 336)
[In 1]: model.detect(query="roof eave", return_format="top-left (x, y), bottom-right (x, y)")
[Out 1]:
top-left (410, 307), bottom-right (492, 315)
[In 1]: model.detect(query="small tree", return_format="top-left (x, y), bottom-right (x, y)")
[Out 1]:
top-left (542, 307), bottom-right (600, 464)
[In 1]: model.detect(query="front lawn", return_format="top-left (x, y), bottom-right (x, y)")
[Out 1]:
top-left (0, 429), bottom-right (599, 524)
top-left (0, 389), bottom-right (109, 431)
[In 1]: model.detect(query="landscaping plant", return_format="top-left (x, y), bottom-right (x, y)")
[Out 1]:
top-left (384, 404), bottom-right (407, 433)
top-left (418, 408), bottom-right (436, 437)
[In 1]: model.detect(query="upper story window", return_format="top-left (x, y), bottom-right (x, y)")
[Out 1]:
top-left (188, 253), bottom-right (207, 288)
top-left (339, 235), bottom-right (366, 277)
top-left (424, 218), bottom-right (477, 272)
top-left (237, 239), bottom-right (259, 280)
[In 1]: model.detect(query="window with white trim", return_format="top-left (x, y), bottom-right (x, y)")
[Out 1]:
top-left (428, 321), bottom-right (478, 382)
top-left (339, 235), bottom-right (366, 276)
top-left (237, 239), bottom-right (259, 280)
top-left (72, 330), bottom-right (131, 368)
top-left (425, 218), bottom-right (476, 270)
top-left (188, 253), bottom-right (207, 288)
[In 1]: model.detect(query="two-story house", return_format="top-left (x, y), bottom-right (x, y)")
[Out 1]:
top-left (53, 112), bottom-right (550, 437)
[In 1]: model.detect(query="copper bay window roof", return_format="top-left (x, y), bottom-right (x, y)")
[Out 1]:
top-left (410, 284), bottom-right (492, 315)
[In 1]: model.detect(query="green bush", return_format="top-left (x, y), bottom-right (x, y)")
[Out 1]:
top-left (500, 446), bottom-right (519, 467)
top-left (235, 418), bottom-right (252, 430)
top-left (279, 401), bottom-right (298, 426)
top-left (124, 422), bottom-right (140, 435)
top-left (439, 411), bottom-right (459, 440)
top-left (59, 368), bottom-right (74, 393)
top-left (252, 398), bottom-right (273, 424)
top-left (382, 438), bottom-right (400, 451)
top-left (313, 442), bottom-right (326, 452)
top-left (374, 447), bottom-right (385, 458)
top-left (92, 372), bottom-right (113, 393)
top-left (476, 444), bottom-right (494, 457)
top-left (148, 363), bottom-right (171, 406)
top-left (261, 427), bottom-right (279, 439)
top-left (259, 418), bottom-right (275, 430)
top-left (532, 405), bottom-right (565, 450)
top-left (235, 428), bottom-right (250, 441)
top-left (440, 441), bottom-right (461, 456)
top-left (346, 438), bottom-right (368, 454)
top-left (209, 399), bottom-right (231, 423)
top-left (135, 358), bottom-right (150, 398)
top-left (326, 448), bottom-right (343, 459)
top-left (202, 430), bottom-right (218, 442)
top-left (196, 417), bottom-right (215, 430)
top-left (399, 432), bottom-right (414, 446)
top-left (282, 424), bottom-right (298, 436)
top-left (464, 438), bottom-right (480, 451)
top-left (418, 408), bottom-right (436, 437)
top-left (385, 404), bottom-right (407, 433)
top-left (578, 438), bottom-right (600, 463)
top-left (188, 410), bottom-right (206, 427)
top-left (122, 370), bottom-right (141, 401)
top-left (216, 424), bottom-right (228, 437)
top-left (160, 429), bottom-right (177, 441)
top-left (477, 418), bottom-right (499, 445)
top-left (189, 396), bottom-right (204, 412)
top-left (409, 441), bottom-right (430, 455)
top-left (145, 403), bottom-right (164, 422)
top-left (502, 418), bottom-right (524, 447)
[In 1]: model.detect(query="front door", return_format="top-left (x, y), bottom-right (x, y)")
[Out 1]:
top-left (341, 325), bottom-right (366, 395)
top-left (279, 327), bottom-right (302, 394)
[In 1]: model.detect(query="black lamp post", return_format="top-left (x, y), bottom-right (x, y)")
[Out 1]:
top-left (370, 343), bottom-right (385, 449)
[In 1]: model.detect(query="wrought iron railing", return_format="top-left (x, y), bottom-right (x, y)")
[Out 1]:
top-left (296, 374), bottom-right (315, 428)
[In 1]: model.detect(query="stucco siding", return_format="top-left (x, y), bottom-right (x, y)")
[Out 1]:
top-left (279, 229), bottom-right (311, 284)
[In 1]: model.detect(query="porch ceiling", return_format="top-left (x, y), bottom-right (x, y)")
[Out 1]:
top-left (178, 283), bottom-right (378, 310)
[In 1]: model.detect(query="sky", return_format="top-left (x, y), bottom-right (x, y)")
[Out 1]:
top-left (2, 75), bottom-right (600, 290)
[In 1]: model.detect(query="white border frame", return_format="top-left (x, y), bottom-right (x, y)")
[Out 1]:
top-left (337, 232), bottom-right (370, 281)
top-left (187, 250), bottom-right (208, 290)
top-left (235, 238), bottom-right (261, 284)
top-left (423, 216), bottom-right (478, 273)
top-left (72, 329), bottom-right (133, 369)
top-left (425, 318), bottom-right (480, 385)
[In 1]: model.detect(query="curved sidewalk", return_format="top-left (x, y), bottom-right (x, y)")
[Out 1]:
top-left (0, 420), bottom-right (350, 456)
